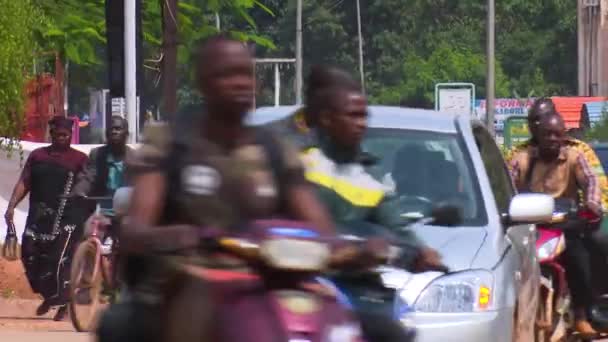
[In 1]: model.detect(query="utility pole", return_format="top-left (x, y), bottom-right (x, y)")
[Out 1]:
top-left (486, 0), bottom-right (495, 136)
top-left (295, 0), bottom-right (303, 104)
top-left (162, 0), bottom-right (178, 121)
top-left (356, 0), bottom-right (365, 92)
top-left (578, 0), bottom-right (585, 95)
top-left (125, 0), bottom-right (137, 143)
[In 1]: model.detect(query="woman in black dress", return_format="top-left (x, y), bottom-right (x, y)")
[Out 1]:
top-left (5, 116), bottom-right (88, 320)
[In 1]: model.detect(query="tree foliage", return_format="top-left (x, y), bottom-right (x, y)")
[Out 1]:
top-left (25, 0), bottom-right (275, 113)
top-left (0, 0), bottom-right (43, 153)
top-left (35, 0), bottom-right (106, 66)
top-left (248, 0), bottom-right (578, 107)
top-left (586, 104), bottom-right (608, 142)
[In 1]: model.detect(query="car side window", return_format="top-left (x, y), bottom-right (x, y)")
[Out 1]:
top-left (473, 126), bottom-right (515, 215)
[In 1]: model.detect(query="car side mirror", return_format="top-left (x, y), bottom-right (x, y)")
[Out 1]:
top-left (507, 193), bottom-right (554, 225)
top-left (113, 187), bottom-right (133, 216)
top-left (431, 204), bottom-right (463, 227)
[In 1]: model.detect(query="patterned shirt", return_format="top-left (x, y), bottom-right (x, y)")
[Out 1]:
top-left (505, 138), bottom-right (608, 211)
top-left (509, 145), bottom-right (602, 215)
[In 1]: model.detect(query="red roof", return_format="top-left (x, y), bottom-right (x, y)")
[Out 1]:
top-left (551, 96), bottom-right (607, 128)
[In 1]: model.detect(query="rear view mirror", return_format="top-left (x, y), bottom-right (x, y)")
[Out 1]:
top-left (431, 204), bottom-right (463, 227)
top-left (113, 187), bottom-right (133, 216)
top-left (508, 193), bottom-right (554, 224)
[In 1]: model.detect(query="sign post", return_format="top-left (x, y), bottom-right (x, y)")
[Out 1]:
top-left (435, 83), bottom-right (476, 117)
top-left (503, 116), bottom-right (530, 149)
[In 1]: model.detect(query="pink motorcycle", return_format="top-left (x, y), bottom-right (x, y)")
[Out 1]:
top-left (535, 199), bottom-right (605, 341)
top-left (163, 219), bottom-right (371, 342)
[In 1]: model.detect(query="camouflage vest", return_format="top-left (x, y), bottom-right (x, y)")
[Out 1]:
top-left (161, 127), bottom-right (287, 229)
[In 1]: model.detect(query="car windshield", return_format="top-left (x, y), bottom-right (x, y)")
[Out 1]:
top-left (363, 128), bottom-right (486, 226)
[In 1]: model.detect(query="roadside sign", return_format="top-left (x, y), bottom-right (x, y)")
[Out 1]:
top-left (435, 83), bottom-right (476, 117)
top-left (503, 116), bottom-right (530, 149)
top-left (475, 98), bottom-right (535, 133)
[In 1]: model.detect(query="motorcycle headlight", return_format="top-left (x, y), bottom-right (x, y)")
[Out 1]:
top-left (260, 238), bottom-right (330, 271)
top-left (413, 270), bottom-right (494, 313)
top-left (536, 236), bottom-right (565, 261)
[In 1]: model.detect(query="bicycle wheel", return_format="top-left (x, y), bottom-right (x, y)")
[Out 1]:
top-left (69, 238), bottom-right (104, 332)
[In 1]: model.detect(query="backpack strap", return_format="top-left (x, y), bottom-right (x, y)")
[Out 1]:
top-left (253, 127), bottom-right (287, 208)
top-left (159, 133), bottom-right (189, 224)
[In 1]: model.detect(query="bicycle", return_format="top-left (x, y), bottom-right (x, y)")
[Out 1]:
top-left (67, 195), bottom-right (119, 332)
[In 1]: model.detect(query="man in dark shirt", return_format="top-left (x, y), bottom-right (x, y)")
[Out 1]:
top-left (72, 116), bottom-right (133, 208)
top-left (96, 35), bottom-right (338, 342)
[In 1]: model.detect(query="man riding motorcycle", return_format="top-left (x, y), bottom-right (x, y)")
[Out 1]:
top-left (505, 97), bottom-right (608, 211)
top-left (509, 112), bottom-right (603, 336)
top-left (297, 84), bottom-right (445, 340)
top-left (96, 35), bottom-right (340, 342)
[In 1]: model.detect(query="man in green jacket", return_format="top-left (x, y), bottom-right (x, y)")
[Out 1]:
top-left (266, 65), bottom-right (359, 150)
top-left (302, 84), bottom-right (443, 271)
top-left (298, 81), bottom-right (444, 342)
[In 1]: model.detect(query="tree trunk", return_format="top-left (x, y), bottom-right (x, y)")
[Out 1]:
top-left (161, 0), bottom-right (178, 121)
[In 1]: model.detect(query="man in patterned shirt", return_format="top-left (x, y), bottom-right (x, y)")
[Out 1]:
top-left (505, 97), bottom-right (608, 211)
top-left (510, 112), bottom-right (602, 336)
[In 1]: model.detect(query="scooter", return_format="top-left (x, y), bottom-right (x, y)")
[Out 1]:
top-left (535, 199), bottom-right (608, 341)
top-left (162, 219), bottom-right (371, 342)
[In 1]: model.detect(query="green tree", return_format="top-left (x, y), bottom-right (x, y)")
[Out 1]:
top-left (586, 104), bottom-right (608, 142)
top-left (247, 0), bottom-right (578, 106)
top-left (35, 0), bottom-right (106, 66)
top-left (30, 0), bottom-right (274, 112)
top-left (372, 44), bottom-right (511, 106)
top-left (0, 0), bottom-right (43, 153)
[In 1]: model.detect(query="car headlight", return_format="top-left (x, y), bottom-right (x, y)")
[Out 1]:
top-left (413, 270), bottom-right (494, 313)
top-left (260, 238), bottom-right (330, 271)
top-left (536, 236), bottom-right (565, 261)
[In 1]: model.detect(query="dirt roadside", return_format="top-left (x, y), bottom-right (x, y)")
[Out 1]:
top-left (0, 245), bottom-right (72, 332)
top-left (0, 245), bottom-right (37, 300)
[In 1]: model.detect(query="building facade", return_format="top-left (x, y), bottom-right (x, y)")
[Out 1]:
top-left (578, 0), bottom-right (608, 96)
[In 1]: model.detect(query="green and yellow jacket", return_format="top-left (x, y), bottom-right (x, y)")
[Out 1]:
top-left (300, 134), bottom-right (424, 268)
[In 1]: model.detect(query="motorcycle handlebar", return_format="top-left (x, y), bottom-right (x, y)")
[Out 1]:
top-left (539, 211), bottom-right (594, 231)
top-left (198, 234), bottom-right (379, 270)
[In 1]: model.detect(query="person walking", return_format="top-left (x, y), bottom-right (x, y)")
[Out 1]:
top-left (5, 116), bottom-right (88, 321)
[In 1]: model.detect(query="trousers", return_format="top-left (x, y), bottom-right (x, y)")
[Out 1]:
top-left (564, 235), bottom-right (598, 318)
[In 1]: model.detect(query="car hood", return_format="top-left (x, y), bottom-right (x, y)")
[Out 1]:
top-left (409, 225), bottom-right (488, 272)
